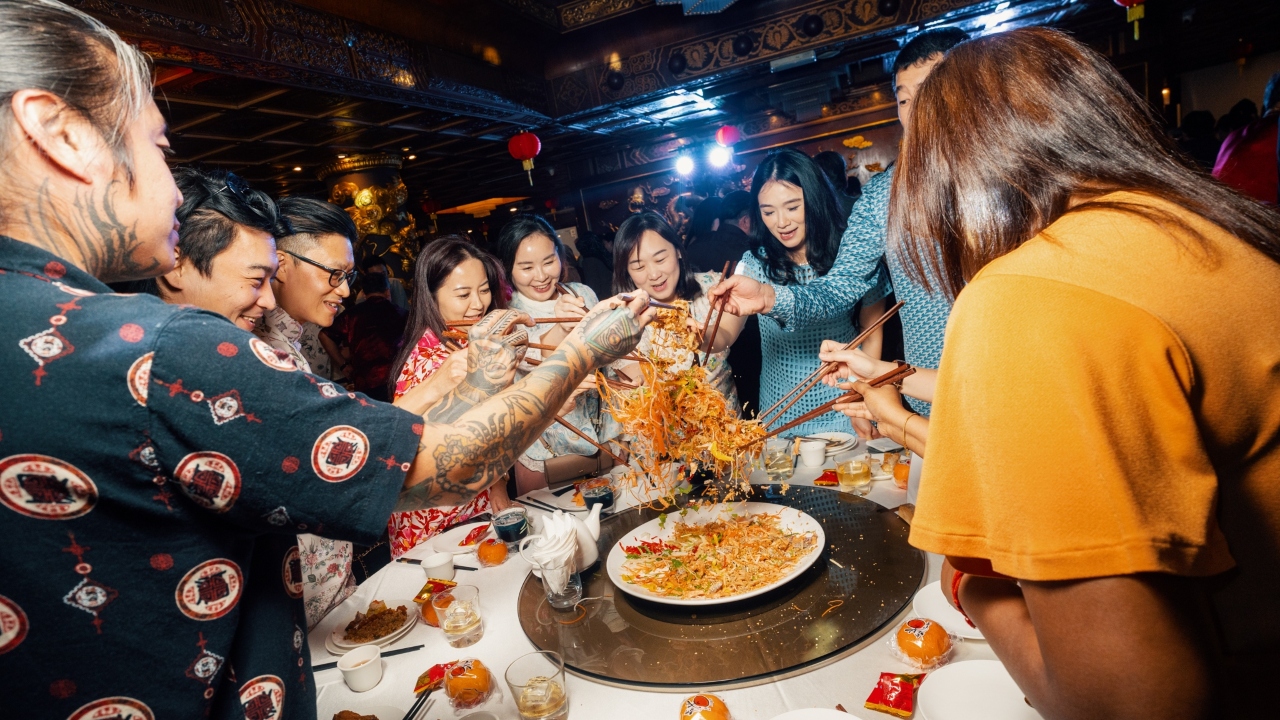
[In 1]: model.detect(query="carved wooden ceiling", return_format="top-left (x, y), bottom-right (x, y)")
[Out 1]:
top-left (76, 0), bottom-right (1280, 209)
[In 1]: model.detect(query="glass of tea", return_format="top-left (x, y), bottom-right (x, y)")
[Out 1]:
top-left (836, 458), bottom-right (872, 496)
top-left (506, 650), bottom-right (569, 720)
top-left (432, 584), bottom-right (484, 648)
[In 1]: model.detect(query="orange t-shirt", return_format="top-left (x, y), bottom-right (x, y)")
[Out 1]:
top-left (909, 192), bottom-right (1280, 661)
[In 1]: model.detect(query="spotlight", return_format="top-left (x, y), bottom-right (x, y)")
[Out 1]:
top-left (292, 166), bottom-right (302, 172)
top-left (675, 155), bottom-right (695, 175)
top-left (336, 153), bottom-right (347, 159)
top-left (708, 146), bottom-right (731, 168)
top-left (407, 154), bottom-right (417, 160)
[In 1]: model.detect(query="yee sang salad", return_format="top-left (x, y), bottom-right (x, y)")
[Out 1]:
top-left (618, 512), bottom-right (819, 599)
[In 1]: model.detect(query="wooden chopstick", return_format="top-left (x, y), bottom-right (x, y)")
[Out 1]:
top-left (700, 261), bottom-right (736, 366)
top-left (759, 300), bottom-right (904, 426)
top-left (619, 293), bottom-right (681, 310)
top-left (556, 282), bottom-right (579, 298)
top-left (553, 416), bottom-right (626, 464)
top-left (699, 262), bottom-right (732, 346)
top-left (447, 317), bottom-right (584, 327)
top-left (762, 363), bottom-right (916, 439)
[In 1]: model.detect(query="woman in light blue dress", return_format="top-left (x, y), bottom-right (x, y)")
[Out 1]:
top-left (743, 149), bottom-right (890, 436)
top-left (497, 214), bottom-right (623, 492)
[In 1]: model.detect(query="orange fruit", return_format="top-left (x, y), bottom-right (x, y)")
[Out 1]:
top-left (420, 592), bottom-right (452, 627)
top-left (680, 694), bottom-right (731, 720)
top-left (445, 658), bottom-right (492, 708)
top-left (895, 618), bottom-right (951, 667)
top-left (477, 538), bottom-right (508, 567)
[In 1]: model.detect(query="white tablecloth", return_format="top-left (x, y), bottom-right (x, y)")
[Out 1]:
top-left (312, 450), bottom-right (998, 719)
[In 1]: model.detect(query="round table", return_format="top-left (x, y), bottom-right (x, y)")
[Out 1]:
top-left (311, 459), bottom-right (1002, 720)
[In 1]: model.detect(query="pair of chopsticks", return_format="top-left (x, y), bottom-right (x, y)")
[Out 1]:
top-left (403, 686), bottom-right (436, 720)
top-left (447, 316), bottom-right (583, 327)
top-left (759, 300), bottom-right (904, 427)
top-left (313, 643), bottom-right (424, 672)
top-left (529, 341), bottom-right (642, 362)
top-left (554, 416), bottom-right (627, 464)
top-left (619, 293), bottom-right (681, 310)
top-left (762, 361), bottom-right (916, 439)
top-left (395, 557), bottom-right (477, 570)
top-left (698, 262), bottom-right (735, 365)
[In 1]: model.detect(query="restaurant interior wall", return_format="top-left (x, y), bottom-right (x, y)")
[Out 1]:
top-left (1180, 50), bottom-right (1280, 120)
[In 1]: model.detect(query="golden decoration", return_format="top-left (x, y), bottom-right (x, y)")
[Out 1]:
top-left (842, 135), bottom-right (873, 149)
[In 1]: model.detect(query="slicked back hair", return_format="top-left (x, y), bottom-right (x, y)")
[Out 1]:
top-left (277, 197), bottom-right (356, 254)
top-left (892, 27), bottom-right (970, 82)
top-left (173, 167), bottom-right (285, 277)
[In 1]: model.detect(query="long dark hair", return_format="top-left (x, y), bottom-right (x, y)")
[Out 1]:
top-left (749, 149), bottom-right (846, 284)
top-left (889, 27), bottom-right (1280, 300)
top-left (496, 213), bottom-right (561, 282)
top-left (612, 211), bottom-right (703, 301)
top-left (389, 236), bottom-right (508, 395)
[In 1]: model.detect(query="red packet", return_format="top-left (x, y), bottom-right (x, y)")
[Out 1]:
top-left (814, 470), bottom-right (838, 486)
top-left (460, 524), bottom-right (489, 546)
top-left (413, 578), bottom-right (457, 605)
top-left (864, 672), bottom-right (926, 718)
top-left (414, 661), bottom-right (456, 695)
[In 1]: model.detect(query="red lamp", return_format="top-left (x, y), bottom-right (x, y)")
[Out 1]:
top-left (508, 131), bottom-right (541, 185)
top-left (1114, 0), bottom-right (1144, 40)
top-left (715, 125), bottom-right (741, 148)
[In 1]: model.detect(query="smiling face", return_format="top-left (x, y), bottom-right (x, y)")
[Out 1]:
top-left (509, 232), bottom-right (561, 301)
top-left (274, 232), bottom-right (353, 327)
top-left (165, 224), bottom-right (279, 330)
top-left (757, 179), bottom-right (808, 263)
top-left (434, 257), bottom-right (493, 323)
top-left (626, 229), bottom-right (683, 302)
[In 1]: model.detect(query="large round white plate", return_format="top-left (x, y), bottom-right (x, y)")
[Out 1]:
top-left (328, 599), bottom-right (417, 650)
top-left (607, 502), bottom-right (825, 607)
top-left (431, 521), bottom-right (492, 555)
top-left (809, 431), bottom-right (857, 455)
top-left (547, 487), bottom-right (590, 512)
top-left (770, 710), bottom-right (867, 720)
top-left (918, 661), bottom-right (1043, 720)
top-left (913, 581), bottom-right (984, 640)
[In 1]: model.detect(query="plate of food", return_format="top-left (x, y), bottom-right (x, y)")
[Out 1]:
top-left (606, 502), bottom-right (825, 606)
top-left (432, 521), bottom-right (493, 555)
top-left (328, 599), bottom-right (416, 651)
top-left (545, 477), bottom-right (614, 511)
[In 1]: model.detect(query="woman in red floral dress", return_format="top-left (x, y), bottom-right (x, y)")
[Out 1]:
top-left (386, 236), bottom-right (514, 558)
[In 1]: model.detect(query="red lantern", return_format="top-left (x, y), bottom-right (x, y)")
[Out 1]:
top-left (1114, 0), bottom-right (1144, 40)
top-left (508, 131), bottom-right (541, 185)
top-left (715, 125), bottom-right (741, 148)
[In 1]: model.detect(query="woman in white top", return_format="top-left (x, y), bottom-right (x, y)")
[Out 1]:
top-left (612, 211), bottom-right (745, 410)
top-left (497, 214), bottom-right (623, 492)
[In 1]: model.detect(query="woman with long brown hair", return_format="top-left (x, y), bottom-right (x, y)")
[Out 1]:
top-left (898, 28), bottom-right (1280, 717)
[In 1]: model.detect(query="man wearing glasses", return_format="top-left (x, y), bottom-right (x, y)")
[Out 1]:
top-left (152, 168), bottom-right (285, 330)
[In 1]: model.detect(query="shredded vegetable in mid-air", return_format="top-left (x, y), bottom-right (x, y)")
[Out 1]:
top-left (599, 302), bottom-right (766, 505)
top-left (619, 512), bottom-right (819, 599)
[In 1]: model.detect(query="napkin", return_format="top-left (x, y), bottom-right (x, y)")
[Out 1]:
top-left (525, 511), bottom-right (578, 594)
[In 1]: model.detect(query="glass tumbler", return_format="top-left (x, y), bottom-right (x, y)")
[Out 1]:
top-left (432, 584), bottom-right (484, 648)
top-left (506, 650), bottom-right (569, 720)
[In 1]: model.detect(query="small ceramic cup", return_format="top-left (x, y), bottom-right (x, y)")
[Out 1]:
top-left (799, 440), bottom-right (827, 467)
top-left (422, 552), bottom-right (455, 581)
top-left (337, 644), bottom-right (383, 692)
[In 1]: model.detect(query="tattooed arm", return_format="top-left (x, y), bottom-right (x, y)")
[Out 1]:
top-left (396, 294), bottom-right (655, 511)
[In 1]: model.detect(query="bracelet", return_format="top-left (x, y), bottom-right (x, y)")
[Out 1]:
top-left (902, 412), bottom-right (921, 440)
top-left (950, 569), bottom-right (977, 629)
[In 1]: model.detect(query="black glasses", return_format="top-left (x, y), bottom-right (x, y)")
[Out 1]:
top-left (216, 172), bottom-right (252, 204)
top-left (283, 251), bottom-right (357, 288)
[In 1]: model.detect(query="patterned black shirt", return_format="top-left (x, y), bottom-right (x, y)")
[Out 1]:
top-left (0, 237), bottom-right (420, 719)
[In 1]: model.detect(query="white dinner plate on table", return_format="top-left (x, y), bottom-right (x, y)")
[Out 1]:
top-left (431, 521), bottom-right (492, 555)
top-left (918, 661), bottom-right (1043, 720)
top-left (808, 431), bottom-right (857, 455)
top-left (607, 502), bottom-right (825, 607)
top-left (770, 709), bottom-right (868, 720)
top-left (530, 486), bottom-right (589, 512)
top-left (327, 599), bottom-right (417, 651)
top-left (913, 581), bottom-right (984, 640)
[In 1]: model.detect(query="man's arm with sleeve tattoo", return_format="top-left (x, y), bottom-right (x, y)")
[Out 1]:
top-left (396, 296), bottom-right (653, 511)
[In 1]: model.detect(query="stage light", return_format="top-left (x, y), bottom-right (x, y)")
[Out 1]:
top-left (709, 146), bottom-right (731, 168)
top-left (675, 155), bottom-right (695, 175)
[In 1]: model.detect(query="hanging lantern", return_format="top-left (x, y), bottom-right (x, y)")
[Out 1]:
top-left (508, 131), bottom-right (541, 185)
top-left (714, 125), bottom-right (741, 148)
top-left (1114, 0), bottom-right (1144, 40)
top-left (544, 198), bottom-right (559, 220)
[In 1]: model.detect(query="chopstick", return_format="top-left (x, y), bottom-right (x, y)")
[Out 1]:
top-left (402, 687), bottom-right (435, 720)
top-left (314, 644), bottom-right (425, 671)
top-left (759, 300), bottom-right (904, 426)
top-left (517, 497), bottom-right (560, 513)
top-left (761, 362), bottom-right (916, 439)
top-left (556, 282), bottom-right (579, 298)
top-left (699, 262), bottom-right (732, 348)
top-left (447, 317), bottom-right (584, 327)
top-left (554, 416), bottom-right (627, 464)
top-left (700, 261), bottom-right (735, 366)
top-left (619, 293), bottom-right (681, 310)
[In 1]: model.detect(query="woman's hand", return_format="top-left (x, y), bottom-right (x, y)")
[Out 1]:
top-left (707, 274), bottom-right (775, 316)
top-left (818, 340), bottom-right (894, 386)
top-left (833, 380), bottom-right (910, 445)
top-left (558, 375), bottom-right (597, 415)
top-left (553, 293), bottom-right (589, 328)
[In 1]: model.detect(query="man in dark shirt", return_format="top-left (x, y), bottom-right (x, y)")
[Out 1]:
top-left (328, 271), bottom-right (408, 401)
top-left (0, 5), bottom-right (654, 717)
top-left (684, 190), bottom-right (754, 275)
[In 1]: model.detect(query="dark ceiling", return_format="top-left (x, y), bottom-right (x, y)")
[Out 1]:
top-left (81, 0), bottom-right (1280, 209)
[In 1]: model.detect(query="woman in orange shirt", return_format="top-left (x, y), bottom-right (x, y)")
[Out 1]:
top-left (892, 29), bottom-right (1280, 718)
